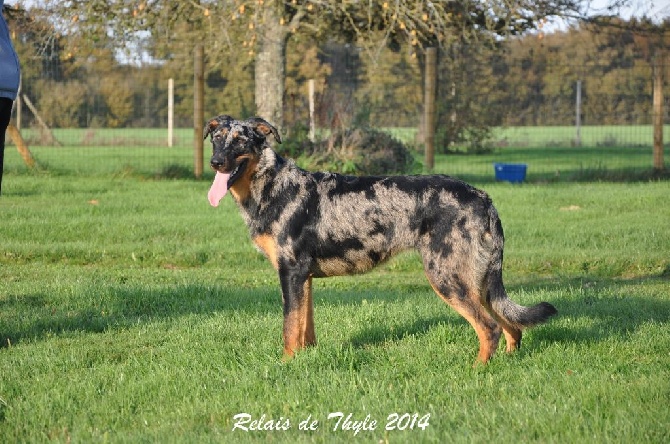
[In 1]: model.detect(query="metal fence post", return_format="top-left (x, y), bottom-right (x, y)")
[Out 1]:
top-left (575, 80), bottom-right (582, 147)
top-left (652, 56), bottom-right (664, 171)
top-left (168, 78), bottom-right (174, 148)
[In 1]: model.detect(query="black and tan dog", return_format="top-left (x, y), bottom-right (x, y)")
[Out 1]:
top-left (205, 115), bottom-right (557, 364)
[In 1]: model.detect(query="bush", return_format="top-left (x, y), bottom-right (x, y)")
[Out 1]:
top-left (276, 122), bottom-right (313, 160)
top-left (435, 120), bottom-right (495, 154)
top-left (297, 126), bottom-right (419, 175)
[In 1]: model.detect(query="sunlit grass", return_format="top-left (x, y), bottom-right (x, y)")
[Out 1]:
top-left (0, 146), bottom-right (668, 442)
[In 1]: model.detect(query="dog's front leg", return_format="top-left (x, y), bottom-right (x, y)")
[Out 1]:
top-left (279, 266), bottom-right (316, 358)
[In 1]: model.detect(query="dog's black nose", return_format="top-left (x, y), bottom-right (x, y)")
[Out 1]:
top-left (211, 160), bottom-right (223, 169)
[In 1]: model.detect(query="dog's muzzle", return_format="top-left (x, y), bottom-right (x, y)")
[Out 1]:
top-left (210, 159), bottom-right (225, 171)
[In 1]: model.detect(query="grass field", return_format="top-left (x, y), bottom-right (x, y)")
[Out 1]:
top-left (8, 125), bottom-right (669, 181)
top-left (1, 139), bottom-right (669, 442)
top-left (17, 125), bottom-right (670, 148)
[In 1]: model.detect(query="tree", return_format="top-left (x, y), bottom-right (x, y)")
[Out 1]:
top-left (356, 43), bottom-right (422, 128)
top-left (38, 0), bottom-right (584, 129)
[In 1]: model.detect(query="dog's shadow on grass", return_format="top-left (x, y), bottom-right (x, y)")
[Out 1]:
top-left (2, 275), bottom-right (668, 352)
top-left (504, 275), bottom-right (670, 346)
top-left (337, 275), bottom-right (670, 354)
top-left (348, 316), bottom-right (452, 350)
top-left (0, 283), bottom-right (281, 348)
top-left (554, 275), bottom-right (668, 347)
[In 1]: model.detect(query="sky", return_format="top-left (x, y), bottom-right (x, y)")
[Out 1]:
top-left (584, 0), bottom-right (670, 20)
top-left (539, 0), bottom-right (670, 32)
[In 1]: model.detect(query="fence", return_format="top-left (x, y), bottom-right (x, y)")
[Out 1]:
top-left (6, 39), bottom-right (669, 180)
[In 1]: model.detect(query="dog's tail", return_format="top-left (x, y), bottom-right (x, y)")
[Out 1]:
top-left (484, 204), bottom-right (557, 329)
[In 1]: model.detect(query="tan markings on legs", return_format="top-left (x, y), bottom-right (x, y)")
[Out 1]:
top-left (252, 234), bottom-right (279, 270)
top-left (502, 328), bottom-right (522, 352)
top-left (283, 309), bottom-right (300, 358)
top-left (282, 276), bottom-right (317, 358)
top-left (454, 301), bottom-right (501, 364)
top-left (479, 297), bottom-right (523, 353)
top-left (427, 278), bottom-right (501, 365)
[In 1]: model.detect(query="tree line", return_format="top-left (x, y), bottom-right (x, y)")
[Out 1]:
top-left (7, 3), bottom-right (669, 150)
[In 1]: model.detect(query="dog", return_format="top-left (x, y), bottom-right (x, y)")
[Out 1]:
top-left (204, 115), bottom-right (557, 364)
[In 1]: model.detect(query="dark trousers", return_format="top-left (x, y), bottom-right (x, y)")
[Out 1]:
top-left (0, 97), bottom-right (13, 195)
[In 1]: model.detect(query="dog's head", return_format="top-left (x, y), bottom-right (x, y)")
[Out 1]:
top-left (204, 116), bottom-right (281, 206)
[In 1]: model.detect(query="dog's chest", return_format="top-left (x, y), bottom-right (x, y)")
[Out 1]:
top-left (238, 166), bottom-right (313, 234)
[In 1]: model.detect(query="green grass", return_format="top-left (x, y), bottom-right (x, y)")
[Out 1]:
top-left (493, 125), bottom-right (670, 148)
top-left (1, 148), bottom-right (669, 442)
top-left (15, 124), bottom-right (670, 154)
top-left (19, 128), bottom-right (189, 148)
top-left (386, 125), bottom-right (670, 149)
top-left (18, 125), bottom-right (670, 148)
top-left (7, 125), bottom-right (668, 181)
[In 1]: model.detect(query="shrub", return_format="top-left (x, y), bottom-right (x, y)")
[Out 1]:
top-left (435, 121), bottom-right (495, 154)
top-left (297, 126), bottom-right (419, 175)
top-left (276, 122), bottom-right (313, 160)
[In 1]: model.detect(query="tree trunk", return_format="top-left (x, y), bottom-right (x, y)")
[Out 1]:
top-left (255, 3), bottom-right (288, 128)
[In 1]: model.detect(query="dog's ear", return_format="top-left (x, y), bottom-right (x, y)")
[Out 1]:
top-left (203, 118), bottom-right (218, 140)
top-left (246, 117), bottom-right (282, 144)
top-left (203, 115), bottom-right (233, 140)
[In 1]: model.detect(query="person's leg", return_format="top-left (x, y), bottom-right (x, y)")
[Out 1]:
top-left (0, 98), bottom-right (14, 196)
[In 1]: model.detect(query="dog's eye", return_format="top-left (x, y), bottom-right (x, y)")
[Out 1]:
top-left (232, 134), bottom-right (249, 144)
top-left (213, 129), bottom-right (228, 140)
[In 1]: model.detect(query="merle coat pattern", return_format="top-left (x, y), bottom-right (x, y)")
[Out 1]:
top-left (204, 115), bottom-right (557, 364)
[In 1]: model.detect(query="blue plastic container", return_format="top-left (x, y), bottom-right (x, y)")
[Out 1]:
top-left (493, 163), bottom-right (527, 183)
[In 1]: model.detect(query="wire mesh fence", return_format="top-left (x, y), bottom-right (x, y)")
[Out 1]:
top-left (6, 39), bottom-right (669, 181)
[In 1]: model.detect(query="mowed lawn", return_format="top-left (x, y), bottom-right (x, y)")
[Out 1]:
top-left (0, 147), bottom-right (669, 442)
top-left (8, 124), bottom-right (668, 186)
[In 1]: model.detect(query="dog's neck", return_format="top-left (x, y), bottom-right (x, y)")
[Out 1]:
top-left (232, 146), bottom-right (299, 234)
top-left (237, 146), bottom-right (292, 204)
top-left (257, 146), bottom-right (283, 175)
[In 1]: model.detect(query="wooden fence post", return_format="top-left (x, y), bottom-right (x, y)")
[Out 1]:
top-left (7, 123), bottom-right (35, 168)
top-left (22, 94), bottom-right (60, 146)
top-left (194, 44), bottom-right (205, 179)
top-left (424, 47), bottom-right (437, 171)
top-left (16, 79), bottom-right (21, 130)
top-left (308, 79), bottom-right (316, 143)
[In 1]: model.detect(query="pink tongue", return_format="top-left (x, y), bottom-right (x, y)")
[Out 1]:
top-left (208, 172), bottom-right (231, 207)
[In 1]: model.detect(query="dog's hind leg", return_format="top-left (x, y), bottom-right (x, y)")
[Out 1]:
top-left (482, 295), bottom-right (523, 353)
top-left (279, 269), bottom-right (316, 358)
top-left (427, 277), bottom-right (501, 364)
top-left (481, 203), bottom-right (556, 353)
top-left (423, 252), bottom-right (502, 364)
